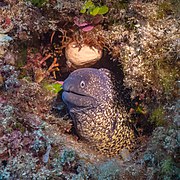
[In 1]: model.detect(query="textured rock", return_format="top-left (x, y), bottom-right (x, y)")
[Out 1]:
top-left (65, 41), bottom-right (102, 68)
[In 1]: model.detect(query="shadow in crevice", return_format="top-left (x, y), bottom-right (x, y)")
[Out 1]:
top-left (92, 50), bottom-right (132, 111)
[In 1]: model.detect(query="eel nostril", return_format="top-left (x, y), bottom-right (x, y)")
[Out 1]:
top-left (63, 80), bottom-right (74, 92)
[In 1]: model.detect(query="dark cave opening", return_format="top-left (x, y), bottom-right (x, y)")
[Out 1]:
top-left (32, 30), bottom-right (155, 138)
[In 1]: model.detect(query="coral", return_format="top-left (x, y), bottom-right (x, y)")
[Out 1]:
top-left (31, 129), bottom-right (47, 153)
top-left (172, 98), bottom-right (180, 127)
top-left (156, 0), bottom-right (180, 19)
top-left (157, 65), bottom-right (179, 97)
top-left (0, 16), bottom-right (13, 34)
top-left (97, 0), bottom-right (179, 102)
top-left (73, 158), bottom-right (140, 179)
top-left (0, 34), bottom-right (13, 46)
top-left (53, 0), bottom-right (63, 11)
top-left (60, 149), bottom-right (76, 166)
top-left (0, 169), bottom-right (10, 180)
top-left (26, 0), bottom-right (49, 8)
top-left (0, 0), bottom-right (179, 179)
top-left (3, 51), bottom-right (16, 66)
top-left (160, 157), bottom-right (175, 177)
top-left (0, 65), bottom-right (20, 90)
top-left (142, 126), bottom-right (180, 179)
top-left (22, 47), bottom-right (61, 83)
top-left (95, 159), bottom-right (121, 179)
top-left (70, 159), bottom-right (122, 179)
top-left (0, 102), bottom-right (15, 132)
top-left (148, 106), bottom-right (166, 126)
top-left (123, 163), bottom-right (146, 180)
top-left (105, 0), bottom-right (129, 25)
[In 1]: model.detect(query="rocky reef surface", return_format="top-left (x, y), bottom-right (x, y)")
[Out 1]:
top-left (0, 0), bottom-right (179, 179)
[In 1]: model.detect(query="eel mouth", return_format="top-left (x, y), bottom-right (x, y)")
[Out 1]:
top-left (62, 90), bottom-right (97, 108)
top-left (63, 90), bottom-right (87, 97)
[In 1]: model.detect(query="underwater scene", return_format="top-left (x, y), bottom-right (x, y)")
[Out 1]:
top-left (0, 0), bottom-right (179, 179)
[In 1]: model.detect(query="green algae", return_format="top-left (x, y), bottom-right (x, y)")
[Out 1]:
top-left (155, 61), bottom-right (179, 97)
top-left (157, 1), bottom-right (173, 19)
top-left (27, 0), bottom-right (48, 7)
top-left (160, 157), bottom-right (174, 176)
top-left (149, 106), bottom-right (166, 127)
top-left (43, 82), bottom-right (63, 94)
top-left (159, 68), bottom-right (178, 96)
top-left (80, 0), bottom-right (109, 16)
top-left (157, 0), bottom-right (180, 19)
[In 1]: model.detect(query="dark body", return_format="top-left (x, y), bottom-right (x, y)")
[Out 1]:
top-left (62, 68), bottom-right (135, 156)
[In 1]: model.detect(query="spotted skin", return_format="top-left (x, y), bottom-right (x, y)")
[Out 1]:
top-left (62, 68), bottom-right (135, 156)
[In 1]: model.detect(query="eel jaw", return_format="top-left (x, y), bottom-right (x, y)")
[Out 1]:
top-left (62, 90), bottom-right (97, 109)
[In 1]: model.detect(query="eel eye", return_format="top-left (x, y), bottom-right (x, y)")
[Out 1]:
top-left (80, 80), bottom-right (85, 88)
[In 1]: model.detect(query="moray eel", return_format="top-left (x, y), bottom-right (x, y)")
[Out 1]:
top-left (62, 68), bottom-right (135, 156)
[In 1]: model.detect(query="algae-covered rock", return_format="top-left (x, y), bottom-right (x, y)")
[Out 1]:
top-left (0, 0), bottom-right (179, 179)
top-left (142, 125), bottom-right (180, 179)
